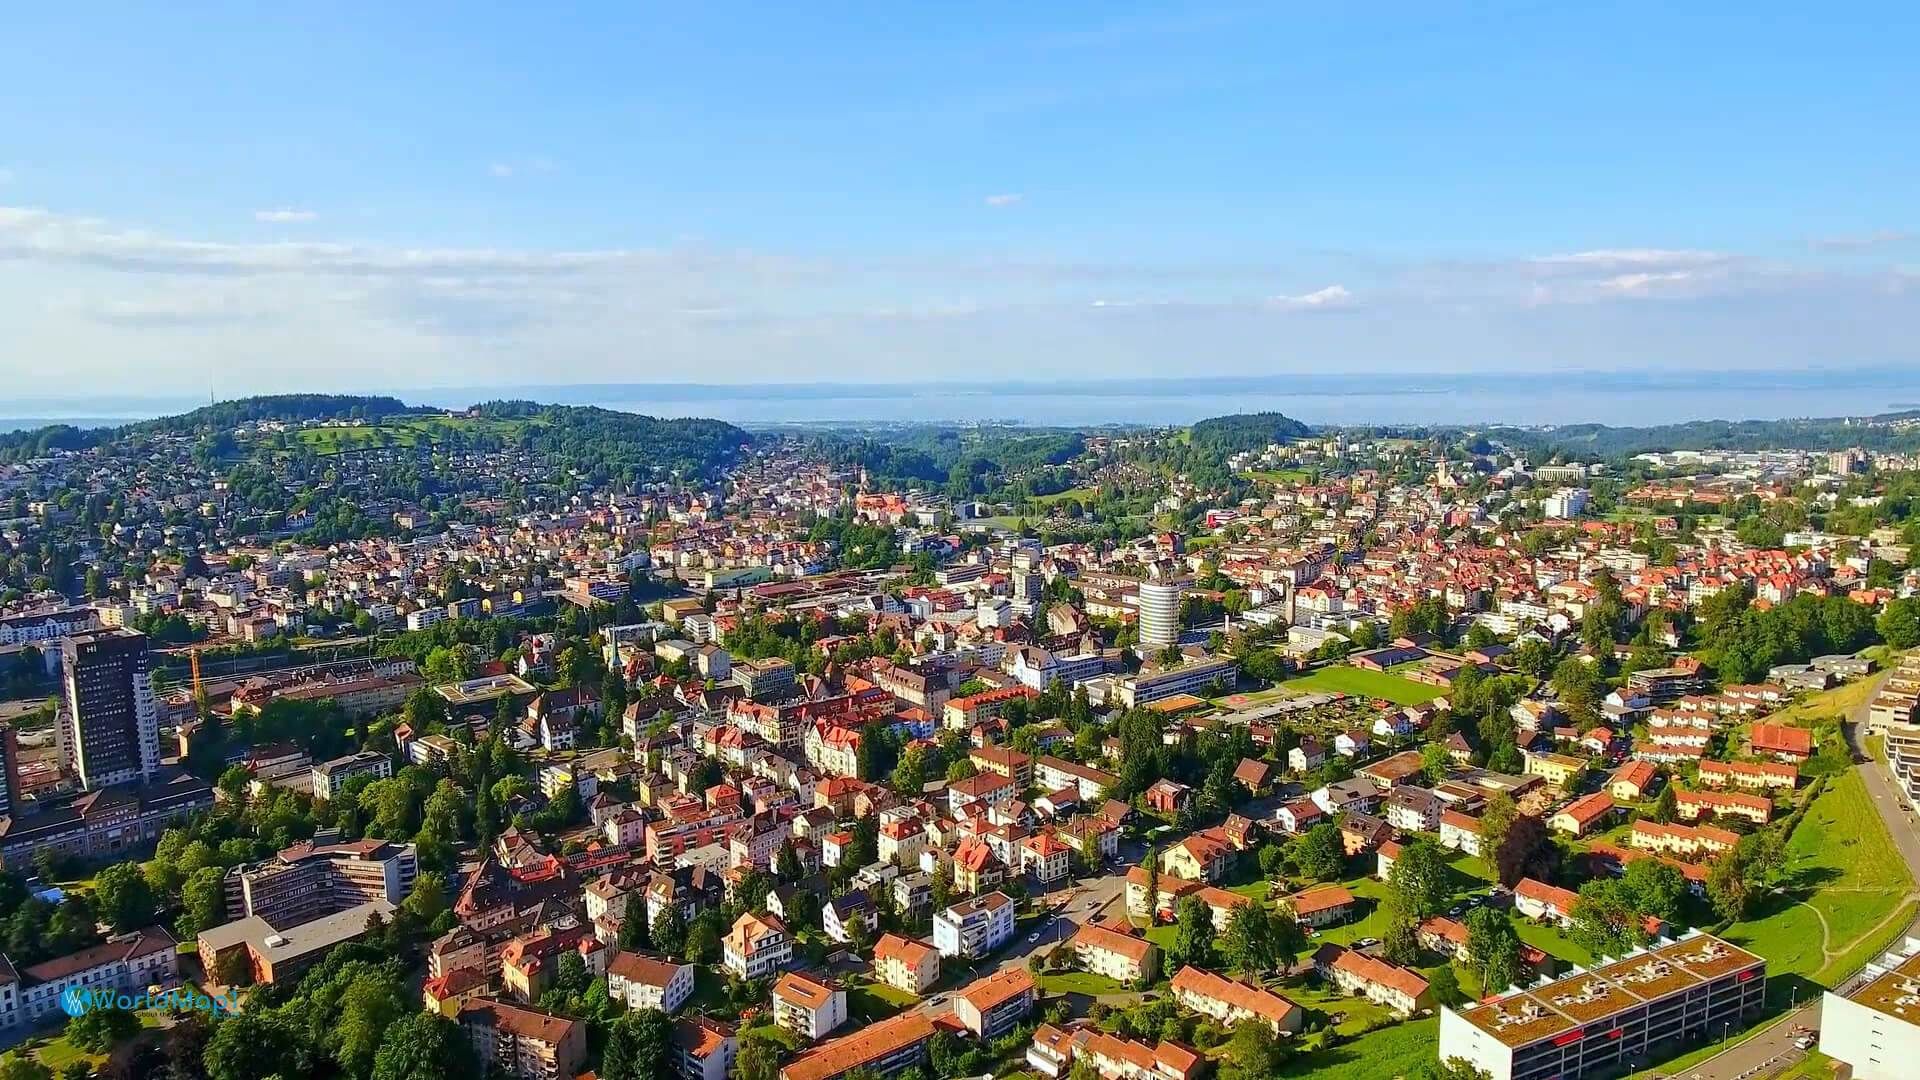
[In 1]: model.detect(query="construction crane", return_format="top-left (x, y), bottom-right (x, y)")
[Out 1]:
top-left (190, 646), bottom-right (203, 699)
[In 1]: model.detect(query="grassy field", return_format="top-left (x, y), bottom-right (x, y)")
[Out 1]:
top-left (1034, 971), bottom-right (1129, 996)
top-left (1279, 666), bottom-right (1442, 706)
top-left (1247, 469), bottom-right (1311, 484)
top-left (1278, 973), bottom-right (1400, 1036)
top-left (1767, 674), bottom-right (1885, 727)
top-left (1274, 1017), bottom-right (1439, 1080)
top-left (849, 983), bottom-right (914, 1021)
top-left (289, 415), bottom-right (536, 455)
top-left (1722, 766), bottom-right (1916, 991)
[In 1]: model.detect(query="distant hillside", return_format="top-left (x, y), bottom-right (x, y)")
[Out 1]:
top-left (1486, 411), bottom-right (1920, 460)
top-left (136, 394), bottom-right (427, 435)
top-left (470, 401), bottom-right (751, 478)
top-left (0, 394), bottom-right (750, 477)
top-left (1187, 412), bottom-right (1313, 455)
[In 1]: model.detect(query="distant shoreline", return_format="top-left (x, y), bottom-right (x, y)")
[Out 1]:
top-left (5, 366), bottom-right (1919, 432)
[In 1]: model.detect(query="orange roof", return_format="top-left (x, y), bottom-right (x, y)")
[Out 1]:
top-left (778, 1011), bottom-right (935, 1080)
top-left (1072, 923), bottom-right (1155, 964)
top-left (874, 933), bottom-right (935, 968)
top-left (1751, 723), bottom-right (1813, 755)
top-left (1289, 883), bottom-right (1356, 917)
top-left (1169, 966), bottom-right (1301, 1028)
top-left (1315, 944), bottom-right (1430, 999)
top-left (956, 967), bottom-right (1035, 1014)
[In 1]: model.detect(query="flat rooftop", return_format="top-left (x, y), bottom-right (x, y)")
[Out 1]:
top-left (1453, 933), bottom-right (1763, 1048)
top-left (435, 673), bottom-right (536, 704)
top-left (1845, 950), bottom-right (1920, 1026)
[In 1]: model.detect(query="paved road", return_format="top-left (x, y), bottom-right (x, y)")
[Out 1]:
top-left (1668, 663), bottom-right (1920, 1080)
top-left (911, 842), bottom-right (1142, 1019)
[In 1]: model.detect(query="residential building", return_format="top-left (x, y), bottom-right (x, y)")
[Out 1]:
top-left (1136, 581), bottom-right (1182, 649)
top-left (223, 838), bottom-right (418, 925)
top-left (1312, 944), bottom-right (1431, 1017)
top-left (1820, 939), bottom-right (1920, 1080)
top-left (458, 1000), bottom-right (587, 1080)
top-left (1440, 933), bottom-right (1766, 1080)
top-left (60, 629), bottom-right (162, 789)
top-left (195, 899), bottom-right (391, 986)
top-left (873, 934), bottom-right (940, 997)
top-left (933, 891), bottom-right (1016, 959)
top-left (722, 912), bottom-right (792, 979)
top-left (778, 1011), bottom-right (936, 1080)
top-left (1514, 878), bottom-right (1579, 927)
top-left (1169, 965), bottom-right (1303, 1034)
top-left (607, 950), bottom-right (696, 1014)
top-left (674, 1016), bottom-right (738, 1080)
top-left (953, 967), bottom-right (1036, 1039)
top-left (773, 970), bottom-right (848, 1041)
top-left (311, 750), bottom-right (393, 801)
top-left (1288, 884), bottom-right (1357, 929)
top-left (1550, 792), bottom-right (1615, 837)
top-left (1071, 923), bottom-right (1159, 984)
top-left (11, 927), bottom-right (179, 1025)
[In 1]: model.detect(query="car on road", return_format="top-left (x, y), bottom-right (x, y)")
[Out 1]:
top-left (1028, 932), bottom-right (1041, 943)
top-left (1355, 937), bottom-right (1380, 948)
top-left (1794, 1036), bottom-right (1814, 1050)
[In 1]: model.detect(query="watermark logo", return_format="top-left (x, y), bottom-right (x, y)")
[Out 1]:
top-left (60, 986), bottom-right (238, 1017)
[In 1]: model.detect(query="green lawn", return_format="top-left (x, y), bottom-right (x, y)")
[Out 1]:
top-left (849, 984), bottom-right (911, 1022)
top-left (1279, 666), bottom-right (1442, 706)
top-left (289, 415), bottom-right (537, 455)
top-left (1247, 469), bottom-right (1311, 485)
top-left (1035, 971), bottom-right (1128, 995)
top-left (1274, 1018), bottom-right (1439, 1080)
top-left (1277, 973), bottom-right (1399, 1037)
top-left (1723, 765), bottom-right (1914, 990)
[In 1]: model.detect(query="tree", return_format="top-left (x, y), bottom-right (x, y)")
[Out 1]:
top-left (1420, 1059), bottom-right (1493, 1080)
top-left (1650, 784), bottom-right (1677, 825)
top-left (776, 839), bottom-right (804, 884)
top-left (0, 1057), bottom-right (52, 1080)
top-left (1220, 1020), bottom-right (1286, 1080)
top-left (66, 1004), bottom-right (140, 1052)
top-left (1386, 837), bottom-right (1451, 923)
top-left (1221, 903), bottom-right (1278, 975)
top-left (1881, 597), bottom-right (1920, 649)
top-left (334, 970), bottom-right (410, 1080)
top-left (1621, 858), bottom-right (1686, 922)
top-left (1569, 879), bottom-right (1650, 961)
top-left (735, 1036), bottom-right (782, 1080)
top-left (205, 1005), bottom-right (305, 1080)
top-left (1707, 852), bottom-right (1755, 921)
top-left (92, 861), bottom-right (154, 932)
top-left (1478, 791), bottom-right (1517, 859)
top-left (1142, 847), bottom-right (1160, 922)
top-left (1428, 964), bottom-right (1466, 1007)
top-left (602, 1008), bottom-right (674, 1080)
top-left (620, 891), bottom-right (649, 952)
top-left (1465, 907), bottom-right (1523, 994)
top-left (399, 870), bottom-right (449, 926)
top-left (372, 1012), bottom-right (477, 1080)
top-left (1421, 742), bottom-right (1452, 785)
top-left (654, 900), bottom-right (688, 959)
top-left (1381, 914), bottom-right (1421, 966)
top-left (1171, 896), bottom-right (1214, 969)
top-left (179, 865), bottom-right (228, 939)
top-left (1492, 815), bottom-right (1555, 889)
top-left (1293, 823), bottom-right (1346, 881)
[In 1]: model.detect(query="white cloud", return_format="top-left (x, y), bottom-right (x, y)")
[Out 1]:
top-left (253, 209), bottom-right (317, 224)
top-left (1266, 284), bottom-right (1352, 309)
top-left (985, 193), bottom-right (1023, 207)
top-left (1812, 230), bottom-right (1911, 252)
top-left (1528, 249), bottom-right (1730, 269)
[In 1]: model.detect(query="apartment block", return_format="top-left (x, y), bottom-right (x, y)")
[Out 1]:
top-left (1440, 933), bottom-right (1766, 1080)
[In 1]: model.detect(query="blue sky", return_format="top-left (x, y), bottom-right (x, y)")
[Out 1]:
top-left (2, 1), bottom-right (1916, 395)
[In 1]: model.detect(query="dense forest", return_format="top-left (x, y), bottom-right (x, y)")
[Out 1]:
top-left (809, 426), bottom-right (1086, 499)
top-left (472, 401), bottom-right (750, 479)
top-left (1484, 412), bottom-right (1920, 461)
top-left (1185, 412), bottom-right (1313, 456)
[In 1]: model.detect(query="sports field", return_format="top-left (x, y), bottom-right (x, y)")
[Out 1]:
top-left (1279, 665), bottom-right (1443, 705)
